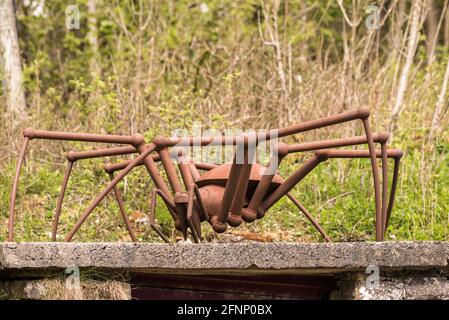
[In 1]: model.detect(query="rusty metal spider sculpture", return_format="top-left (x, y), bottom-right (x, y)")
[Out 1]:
top-left (8, 108), bottom-right (402, 243)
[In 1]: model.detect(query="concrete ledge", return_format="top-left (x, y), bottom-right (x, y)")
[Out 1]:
top-left (1, 241), bottom-right (448, 275)
top-left (343, 276), bottom-right (449, 300)
top-left (1, 241), bottom-right (449, 299)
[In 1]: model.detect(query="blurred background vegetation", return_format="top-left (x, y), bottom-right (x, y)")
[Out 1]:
top-left (0, 0), bottom-right (448, 243)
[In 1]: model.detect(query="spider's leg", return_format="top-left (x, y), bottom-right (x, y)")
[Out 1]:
top-left (248, 132), bottom-right (390, 221)
top-left (52, 160), bottom-right (74, 241)
top-left (186, 185), bottom-right (199, 243)
top-left (380, 142), bottom-right (389, 236)
top-left (258, 153), bottom-right (327, 217)
top-left (228, 134), bottom-right (257, 227)
top-left (362, 118), bottom-right (383, 241)
top-left (188, 162), bottom-right (201, 181)
top-left (174, 151), bottom-right (204, 242)
top-left (108, 172), bottom-right (137, 242)
top-left (246, 144), bottom-right (286, 221)
top-left (8, 137), bottom-right (30, 241)
top-left (159, 147), bottom-right (183, 194)
top-left (194, 185), bottom-right (209, 221)
top-left (210, 140), bottom-right (246, 232)
top-left (149, 189), bottom-right (174, 243)
top-left (186, 184), bottom-right (202, 243)
top-left (385, 156), bottom-right (401, 233)
top-left (286, 193), bottom-right (331, 242)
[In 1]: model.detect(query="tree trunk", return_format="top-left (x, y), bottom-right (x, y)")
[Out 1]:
top-left (0, 0), bottom-right (27, 123)
top-left (389, 0), bottom-right (426, 135)
top-left (426, 0), bottom-right (439, 64)
top-left (87, 0), bottom-right (99, 76)
top-left (298, 0), bottom-right (308, 65)
top-left (428, 57), bottom-right (449, 141)
top-left (445, 2), bottom-right (449, 48)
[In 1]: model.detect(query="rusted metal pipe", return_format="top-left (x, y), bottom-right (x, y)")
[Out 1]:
top-left (212, 141), bottom-right (245, 233)
top-left (66, 145), bottom-right (137, 161)
top-left (285, 132), bottom-right (389, 153)
top-left (186, 184), bottom-right (200, 243)
top-left (52, 160), bottom-right (74, 241)
top-left (362, 119), bottom-right (383, 241)
top-left (276, 108), bottom-right (371, 138)
top-left (229, 135), bottom-right (257, 227)
top-left (8, 137), bottom-right (30, 242)
top-left (259, 153), bottom-right (326, 218)
top-left (315, 149), bottom-right (402, 159)
top-left (380, 142), bottom-right (388, 236)
top-left (149, 189), bottom-right (174, 243)
top-left (23, 128), bottom-right (144, 146)
top-left (246, 143), bottom-right (288, 221)
top-left (286, 192), bottom-right (331, 242)
top-left (159, 148), bottom-right (183, 194)
top-left (108, 172), bottom-right (137, 242)
top-left (385, 157), bottom-right (402, 233)
top-left (176, 149), bottom-right (195, 191)
top-left (137, 143), bottom-right (173, 203)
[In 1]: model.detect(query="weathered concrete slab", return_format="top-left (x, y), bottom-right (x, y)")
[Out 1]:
top-left (337, 273), bottom-right (449, 300)
top-left (1, 241), bottom-right (448, 275)
top-left (1, 242), bottom-right (449, 299)
top-left (357, 276), bottom-right (449, 300)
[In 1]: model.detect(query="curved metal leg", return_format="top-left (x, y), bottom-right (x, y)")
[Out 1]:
top-left (385, 158), bottom-right (401, 234)
top-left (362, 119), bottom-right (383, 241)
top-left (108, 173), bottom-right (137, 242)
top-left (8, 137), bottom-right (30, 242)
top-left (193, 184), bottom-right (208, 221)
top-left (186, 184), bottom-right (200, 243)
top-left (286, 193), bottom-right (331, 242)
top-left (259, 154), bottom-right (324, 216)
top-left (215, 146), bottom-right (244, 230)
top-left (380, 142), bottom-right (389, 236)
top-left (149, 189), bottom-right (174, 243)
top-left (52, 160), bottom-right (74, 241)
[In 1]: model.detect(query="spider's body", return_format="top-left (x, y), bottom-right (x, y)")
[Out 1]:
top-left (173, 162), bottom-right (285, 238)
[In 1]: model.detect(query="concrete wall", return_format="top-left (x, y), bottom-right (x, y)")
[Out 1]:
top-left (1, 242), bottom-right (448, 300)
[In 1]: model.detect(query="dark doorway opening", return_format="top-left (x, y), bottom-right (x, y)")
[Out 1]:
top-left (131, 273), bottom-right (337, 300)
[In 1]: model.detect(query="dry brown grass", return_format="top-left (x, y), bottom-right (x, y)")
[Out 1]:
top-left (41, 278), bottom-right (130, 300)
